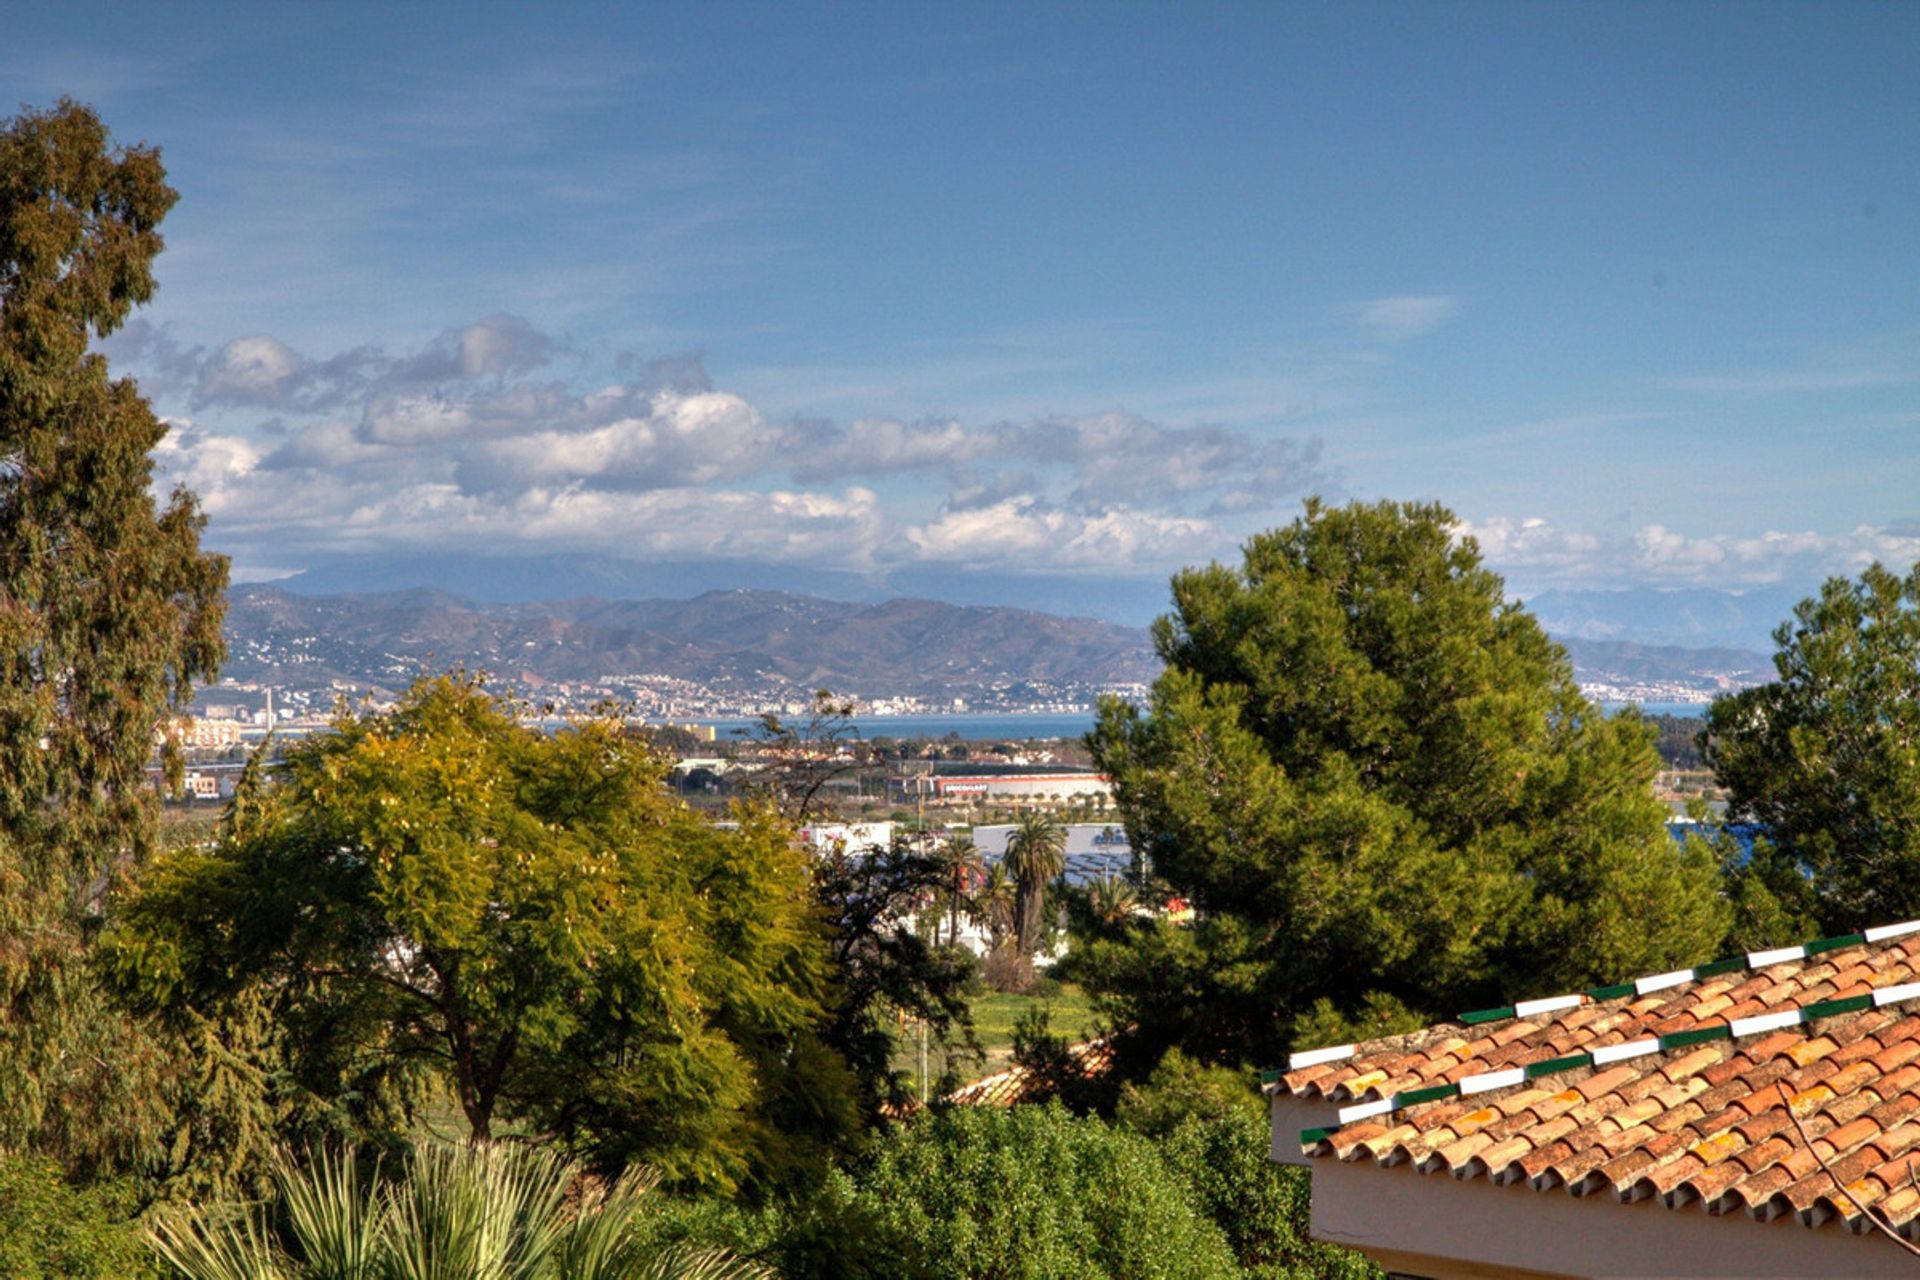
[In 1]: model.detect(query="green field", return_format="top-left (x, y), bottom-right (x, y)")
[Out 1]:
top-left (893, 981), bottom-right (1099, 1097)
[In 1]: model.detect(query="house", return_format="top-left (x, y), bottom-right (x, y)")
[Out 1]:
top-left (1269, 922), bottom-right (1920, 1277)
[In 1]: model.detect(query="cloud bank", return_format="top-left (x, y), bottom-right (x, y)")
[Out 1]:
top-left (1455, 515), bottom-right (1920, 590)
top-left (123, 313), bottom-right (1919, 600)
top-left (128, 315), bottom-right (1321, 583)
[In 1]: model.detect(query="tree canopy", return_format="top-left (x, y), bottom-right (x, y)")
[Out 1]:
top-left (107, 676), bottom-right (856, 1194)
top-left (1705, 561), bottom-right (1920, 932)
top-left (0, 98), bottom-right (228, 1173)
top-left (1083, 498), bottom-right (1726, 1067)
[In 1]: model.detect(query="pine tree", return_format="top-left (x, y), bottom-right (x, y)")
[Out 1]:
top-left (0, 100), bottom-right (228, 1171)
top-left (1706, 561), bottom-right (1920, 932)
top-left (1084, 498), bottom-right (1726, 1068)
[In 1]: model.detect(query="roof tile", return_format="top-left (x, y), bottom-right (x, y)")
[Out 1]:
top-left (1279, 923), bottom-right (1920, 1238)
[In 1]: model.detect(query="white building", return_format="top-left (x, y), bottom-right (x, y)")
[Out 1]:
top-left (796, 821), bottom-right (895, 855)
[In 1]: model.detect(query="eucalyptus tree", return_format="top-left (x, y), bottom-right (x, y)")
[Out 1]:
top-left (0, 99), bottom-right (228, 1171)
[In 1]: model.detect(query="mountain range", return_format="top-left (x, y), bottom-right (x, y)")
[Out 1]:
top-left (1523, 585), bottom-right (1807, 651)
top-left (223, 585), bottom-right (1162, 695)
top-left (221, 584), bottom-right (1772, 701)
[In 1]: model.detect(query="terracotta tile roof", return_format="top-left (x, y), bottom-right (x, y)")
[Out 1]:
top-left (1272, 921), bottom-right (1920, 1239)
top-left (944, 1037), bottom-right (1115, 1108)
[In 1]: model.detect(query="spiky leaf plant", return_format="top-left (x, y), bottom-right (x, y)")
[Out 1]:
top-left (149, 1143), bottom-right (769, 1280)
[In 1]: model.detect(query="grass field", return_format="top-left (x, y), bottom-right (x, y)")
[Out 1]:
top-left (892, 981), bottom-right (1099, 1098)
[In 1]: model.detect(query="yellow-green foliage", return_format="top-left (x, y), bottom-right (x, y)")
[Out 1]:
top-left (150, 1142), bottom-right (769, 1280)
top-left (107, 675), bottom-right (856, 1193)
top-left (0, 1155), bottom-right (158, 1279)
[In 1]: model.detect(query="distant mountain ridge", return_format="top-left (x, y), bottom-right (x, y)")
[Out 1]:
top-left (223, 585), bottom-right (1163, 696)
top-left (1524, 585), bottom-right (1807, 652)
top-left (1558, 637), bottom-right (1771, 692)
top-left (220, 584), bottom-right (1778, 703)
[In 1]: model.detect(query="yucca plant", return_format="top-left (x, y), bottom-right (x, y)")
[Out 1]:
top-left (149, 1143), bottom-right (769, 1280)
top-left (382, 1142), bottom-right (569, 1280)
top-left (555, 1170), bottom-right (762, 1280)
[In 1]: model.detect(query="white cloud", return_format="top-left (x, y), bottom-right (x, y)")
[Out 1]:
top-left (1456, 514), bottom-right (1920, 588)
top-left (1349, 294), bottom-right (1460, 338)
top-left (137, 315), bottom-right (1333, 581)
top-left (195, 336), bottom-right (305, 407)
top-left (904, 498), bottom-right (1218, 571)
top-left (464, 390), bottom-right (780, 490)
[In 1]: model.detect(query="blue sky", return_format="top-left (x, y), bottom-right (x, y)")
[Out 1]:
top-left (11, 2), bottom-right (1919, 621)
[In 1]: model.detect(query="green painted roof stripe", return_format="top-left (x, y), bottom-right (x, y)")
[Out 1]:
top-left (1659, 1024), bottom-right (1732, 1050)
top-left (1693, 956), bottom-right (1747, 978)
top-left (1258, 1067), bottom-right (1282, 1085)
top-left (1806, 932), bottom-right (1868, 956)
top-left (1525, 1053), bottom-right (1592, 1079)
top-left (1300, 1126), bottom-right (1336, 1145)
top-left (1393, 1083), bottom-right (1457, 1108)
top-left (1804, 994), bottom-right (1873, 1020)
top-left (1586, 982), bottom-right (1636, 1001)
top-left (1459, 1006), bottom-right (1515, 1025)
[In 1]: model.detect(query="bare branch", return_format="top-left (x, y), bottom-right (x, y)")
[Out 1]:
top-left (1777, 1082), bottom-right (1920, 1258)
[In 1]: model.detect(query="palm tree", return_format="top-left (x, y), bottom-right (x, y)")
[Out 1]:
top-left (934, 833), bottom-right (984, 948)
top-left (1003, 814), bottom-right (1067, 961)
top-left (150, 1141), bottom-right (770, 1280)
top-left (975, 861), bottom-right (1018, 954)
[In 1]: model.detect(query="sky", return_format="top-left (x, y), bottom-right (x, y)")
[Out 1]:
top-left (9, 2), bottom-right (1919, 623)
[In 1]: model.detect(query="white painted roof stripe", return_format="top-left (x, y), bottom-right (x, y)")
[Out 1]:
top-left (1875, 981), bottom-right (1920, 1007)
top-left (1636, 969), bottom-right (1695, 996)
top-left (1591, 1038), bottom-right (1662, 1065)
top-left (1514, 994), bottom-right (1584, 1018)
top-left (1288, 1044), bottom-right (1356, 1070)
top-left (1867, 921), bottom-right (1920, 944)
top-left (1337, 1097), bottom-right (1396, 1125)
top-left (1458, 1066), bottom-right (1527, 1096)
top-left (1747, 945), bottom-right (1809, 968)
top-left (1730, 1009), bottom-right (1805, 1037)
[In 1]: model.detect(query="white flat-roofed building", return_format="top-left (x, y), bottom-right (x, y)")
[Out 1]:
top-left (796, 821), bottom-right (894, 855)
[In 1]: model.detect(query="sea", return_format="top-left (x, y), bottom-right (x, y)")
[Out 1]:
top-left (699, 700), bottom-right (1707, 742)
top-left (1597, 701), bottom-right (1710, 718)
top-left (704, 712), bottom-right (1102, 742)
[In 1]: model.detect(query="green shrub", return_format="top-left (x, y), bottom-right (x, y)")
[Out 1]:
top-left (1158, 1112), bottom-right (1380, 1280)
top-left (850, 1104), bottom-right (1239, 1280)
top-left (1025, 973), bottom-right (1063, 1000)
top-left (0, 1155), bottom-right (157, 1280)
top-left (1113, 1049), bottom-right (1262, 1139)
